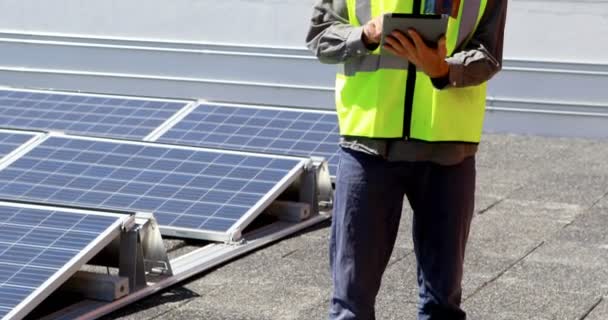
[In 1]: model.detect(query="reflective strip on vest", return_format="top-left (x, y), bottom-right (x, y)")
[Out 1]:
top-left (336, 0), bottom-right (489, 142)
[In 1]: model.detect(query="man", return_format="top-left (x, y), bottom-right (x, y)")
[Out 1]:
top-left (306, 0), bottom-right (507, 319)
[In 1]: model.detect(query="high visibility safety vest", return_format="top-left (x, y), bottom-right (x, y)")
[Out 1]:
top-left (337, 0), bottom-right (488, 143)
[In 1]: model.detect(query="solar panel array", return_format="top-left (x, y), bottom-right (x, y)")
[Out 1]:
top-left (0, 136), bottom-right (305, 238)
top-left (0, 89), bottom-right (189, 139)
top-left (0, 132), bottom-right (36, 160)
top-left (157, 103), bottom-right (340, 175)
top-left (0, 204), bottom-right (122, 320)
top-left (0, 86), bottom-right (339, 318)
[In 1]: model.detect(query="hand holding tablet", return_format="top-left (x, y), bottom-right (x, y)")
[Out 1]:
top-left (380, 13), bottom-right (449, 51)
top-left (380, 13), bottom-right (450, 78)
top-left (362, 16), bottom-right (383, 46)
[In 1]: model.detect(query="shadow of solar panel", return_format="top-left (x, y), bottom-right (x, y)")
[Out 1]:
top-left (0, 202), bottom-right (124, 320)
top-left (0, 131), bottom-right (36, 160)
top-left (0, 136), bottom-right (307, 241)
top-left (157, 103), bottom-right (340, 176)
top-left (0, 89), bottom-right (190, 140)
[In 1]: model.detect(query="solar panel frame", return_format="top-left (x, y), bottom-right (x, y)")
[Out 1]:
top-left (154, 101), bottom-right (340, 176)
top-left (0, 133), bottom-right (311, 242)
top-left (143, 100), bottom-right (200, 142)
top-left (0, 200), bottom-right (129, 320)
top-left (0, 87), bottom-right (195, 140)
top-left (0, 129), bottom-right (45, 165)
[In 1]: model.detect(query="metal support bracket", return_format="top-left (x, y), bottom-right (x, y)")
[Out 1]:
top-left (311, 158), bottom-right (334, 211)
top-left (89, 212), bottom-right (173, 293)
top-left (119, 228), bottom-right (147, 291)
top-left (264, 157), bottom-right (333, 222)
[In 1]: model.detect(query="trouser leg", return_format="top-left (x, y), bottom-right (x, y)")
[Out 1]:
top-left (406, 157), bottom-right (476, 320)
top-left (329, 148), bottom-right (405, 320)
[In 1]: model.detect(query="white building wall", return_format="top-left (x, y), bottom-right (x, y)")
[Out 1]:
top-left (1, 0), bottom-right (606, 62)
top-left (0, 0), bottom-right (314, 47)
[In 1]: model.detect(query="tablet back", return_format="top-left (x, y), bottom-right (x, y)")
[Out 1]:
top-left (380, 13), bottom-right (449, 62)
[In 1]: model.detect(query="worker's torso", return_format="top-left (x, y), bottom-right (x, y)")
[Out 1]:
top-left (336, 0), bottom-right (488, 143)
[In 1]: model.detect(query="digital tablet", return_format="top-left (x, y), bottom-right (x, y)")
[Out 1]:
top-left (380, 13), bottom-right (449, 55)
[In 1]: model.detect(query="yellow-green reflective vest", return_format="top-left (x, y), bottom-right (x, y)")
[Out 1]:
top-left (337, 0), bottom-right (488, 143)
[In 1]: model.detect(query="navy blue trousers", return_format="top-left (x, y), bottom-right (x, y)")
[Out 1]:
top-left (329, 148), bottom-right (476, 320)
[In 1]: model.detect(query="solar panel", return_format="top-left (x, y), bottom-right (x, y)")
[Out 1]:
top-left (0, 201), bottom-right (126, 320)
top-left (0, 88), bottom-right (191, 140)
top-left (0, 131), bottom-right (37, 160)
top-left (156, 102), bottom-right (340, 176)
top-left (0, 135), bottom-right (308, 241)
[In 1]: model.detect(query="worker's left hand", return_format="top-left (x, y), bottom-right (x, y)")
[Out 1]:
top-left (384, 29), bottom-right (449, 79)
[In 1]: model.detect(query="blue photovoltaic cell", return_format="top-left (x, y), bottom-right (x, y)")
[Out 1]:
top-left (0, 204), bottom-right (120, 320)
top-left (0, 132), bottom-right (35, 160)
top-left (0, 89), bottom-right (189, 139)
top-left (157, 104), bottom-right (340, 176)
top-left (0, 137), bottom-right (304, 236)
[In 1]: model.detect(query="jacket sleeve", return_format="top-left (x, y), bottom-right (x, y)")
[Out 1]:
top-left (305, 0), bottom-right (373, 64)
top-left (444, 0), bottom-right (508, 88)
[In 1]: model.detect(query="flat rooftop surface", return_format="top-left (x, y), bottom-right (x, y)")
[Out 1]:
top-left (104, 133), bottom-right (608, 320)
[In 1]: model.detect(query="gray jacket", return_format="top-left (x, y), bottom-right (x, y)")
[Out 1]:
top-left (306, 0), bottom-right (508, 165)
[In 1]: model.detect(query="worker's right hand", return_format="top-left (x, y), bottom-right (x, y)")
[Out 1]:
top-left (362, 16), bottom-right (383, 46)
